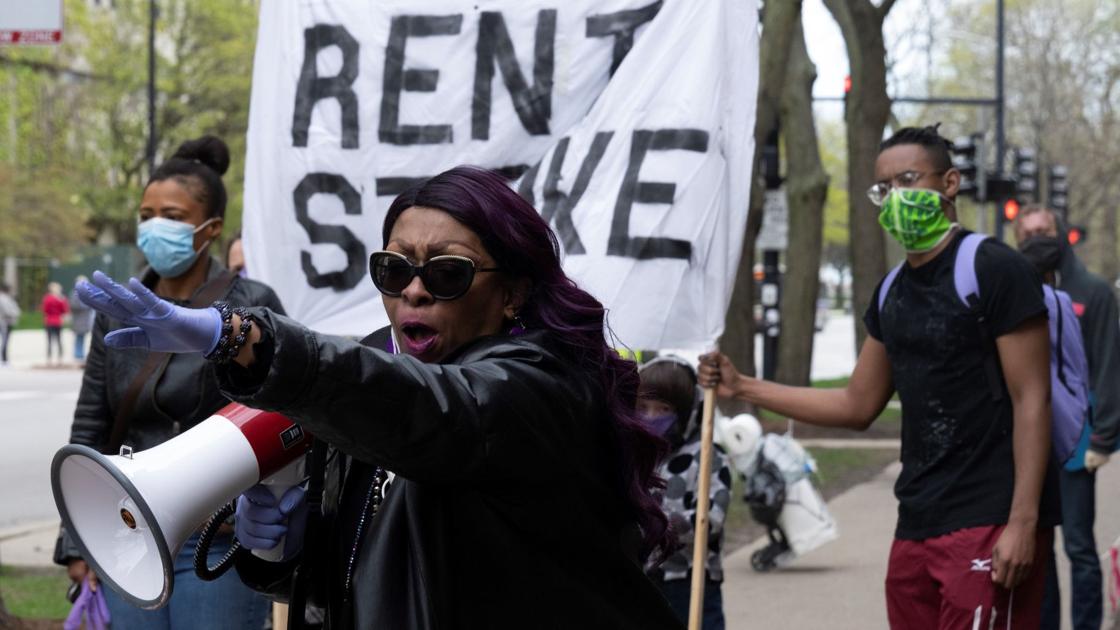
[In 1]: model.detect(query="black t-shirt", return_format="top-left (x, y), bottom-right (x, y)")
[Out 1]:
top-left (864, 230), bottom-right (1061, 540)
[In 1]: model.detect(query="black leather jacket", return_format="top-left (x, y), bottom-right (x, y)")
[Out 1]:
top-left (54, 259), bottom-right (285, 564)
top-left (225, 311), bottom-right (681, 630)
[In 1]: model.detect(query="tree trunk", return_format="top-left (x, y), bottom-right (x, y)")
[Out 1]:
top-left (821, 0), bottom-right (897, 352)
top-left (719, 0), bottom-right (801, 377)
top-left (775, 16), bottom-right (829, 387)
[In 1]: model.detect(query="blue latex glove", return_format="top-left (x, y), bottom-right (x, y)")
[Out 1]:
top-left (76, 270), bottom-right (222, 353)
top-left (235, 484), bottom-right (308, 561)
top-left (64, 576), bottom-right (110, 630)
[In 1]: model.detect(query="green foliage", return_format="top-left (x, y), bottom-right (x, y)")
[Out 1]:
top-left (897, 0), bottom-right (1120, 274)
top-left (0, 566), bottom-right (70, 620)
top-left (819, 120), bottom-right (850, 271)
top-left (0, 0), bottom-right (259, 253)
top-left (0, 164), bottom-right (91, 258)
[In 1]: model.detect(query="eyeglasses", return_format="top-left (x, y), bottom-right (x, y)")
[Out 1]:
top-left (867, 170), bottom-right (947, 206)
top-left (368, 250), bottom-right (501, 301)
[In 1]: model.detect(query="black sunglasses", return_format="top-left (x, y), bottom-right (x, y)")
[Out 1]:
top-left (368, 250), bottom-right (501, 301)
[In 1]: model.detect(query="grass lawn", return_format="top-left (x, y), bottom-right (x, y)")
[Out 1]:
top-left (752, 375), bottom-right (902, 438)
top-left (0, 565), bottom-right (70, 621)
top-left (13, 311), bottom-right (44, 331)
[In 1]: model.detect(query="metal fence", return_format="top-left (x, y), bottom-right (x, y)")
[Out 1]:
top-left (4, 245), bottom-right (141, 312)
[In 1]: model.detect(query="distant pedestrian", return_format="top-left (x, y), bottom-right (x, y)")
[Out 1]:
top-left (1015, 204), bottom-right (1120, 630)
top-left (69, 276), bottom-right (95, 363)
top-left (0, 282), bottom-right (20, 365)
top-left (41, 282), bottom-right (69, 366)
top-left (225, 230), bottom-right (245, 277)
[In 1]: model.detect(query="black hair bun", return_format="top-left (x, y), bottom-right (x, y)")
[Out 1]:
top-left (171, 135), bottom-right (231, 176)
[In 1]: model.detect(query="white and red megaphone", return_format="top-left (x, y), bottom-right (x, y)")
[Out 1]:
top-left (51, 403), bottom-right (311, 609)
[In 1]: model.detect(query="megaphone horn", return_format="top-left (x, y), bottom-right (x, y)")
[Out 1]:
top-left (51, 403), bottom-right (311, 609)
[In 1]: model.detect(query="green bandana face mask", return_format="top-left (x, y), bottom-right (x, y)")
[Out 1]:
top-left (878, 188), bottom-right (956, 252)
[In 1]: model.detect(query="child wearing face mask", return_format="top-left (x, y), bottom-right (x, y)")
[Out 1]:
top-left (638, 356), bottom-right (732, 630)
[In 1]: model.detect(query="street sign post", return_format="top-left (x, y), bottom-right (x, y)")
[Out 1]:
top-left (757, 190), bottom-right (789, 252)
top-left (758, 189), bottom-right (787, 380)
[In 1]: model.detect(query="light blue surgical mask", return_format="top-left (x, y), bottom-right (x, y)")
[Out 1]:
top-left (137, 217), bottom-right (216, 278)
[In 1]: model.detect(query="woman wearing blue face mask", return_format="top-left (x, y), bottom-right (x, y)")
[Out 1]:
top-left (54, 135), bottom-right (284, 630)
top-left (638, 356), bottom-right (732, 630)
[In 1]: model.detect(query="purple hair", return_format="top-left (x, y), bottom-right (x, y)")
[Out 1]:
top-left (383, 166), bottom-right (672, 559)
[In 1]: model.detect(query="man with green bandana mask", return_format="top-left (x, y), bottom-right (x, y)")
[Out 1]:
top-left (698, 124), bottom-right (1058, 629)
top-left (876, 188), bottom-right (957, 253)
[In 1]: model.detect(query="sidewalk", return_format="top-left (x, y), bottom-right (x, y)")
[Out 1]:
top-left (0, 520), bottom-right (60, 568)
top-left (3, 328), bottom-right (88, 370)
top-left (723, 460), bottom-right (1120, 630)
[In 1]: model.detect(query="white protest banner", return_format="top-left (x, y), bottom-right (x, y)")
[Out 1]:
top-left (243, 0), bottom-right (757, 350)
top-left (515, 1), bottom-right (756, 350)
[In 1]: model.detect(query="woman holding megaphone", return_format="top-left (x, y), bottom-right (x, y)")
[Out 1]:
top-left (75, 167), bottom-right (683, 629)
top-left (57, 136), bottom-right (283, 629)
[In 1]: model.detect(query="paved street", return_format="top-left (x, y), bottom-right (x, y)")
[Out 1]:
top-left (0, 366), bottom-right (80, 530)
top-left (0, 330), bottom-right (86, 565)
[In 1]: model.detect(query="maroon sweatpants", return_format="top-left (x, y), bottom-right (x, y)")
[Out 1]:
top-left (885, 525), bottom-right (1052, 630)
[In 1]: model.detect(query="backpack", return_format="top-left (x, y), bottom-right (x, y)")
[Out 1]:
top-left (878, 232), bottom-right (1089, 463)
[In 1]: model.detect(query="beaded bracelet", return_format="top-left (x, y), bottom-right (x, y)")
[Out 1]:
top-left (205, 301), bottom-right (254, 364)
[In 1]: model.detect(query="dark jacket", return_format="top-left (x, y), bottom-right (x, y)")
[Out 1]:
top-left (224, 312), bottom-right (681, 630)
top-left (54, 258), bottom-right (285, 564)
top-left (1057, 246), bottom-right (1120, 455)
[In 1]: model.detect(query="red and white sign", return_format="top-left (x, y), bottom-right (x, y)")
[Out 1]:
top-left (0, 0), bottom-right (63, 45)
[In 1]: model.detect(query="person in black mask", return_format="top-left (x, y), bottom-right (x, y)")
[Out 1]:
top-left (637, 356), bottom-right (732, 630)
top-left (1015, 203), bottom-right (1120, 630)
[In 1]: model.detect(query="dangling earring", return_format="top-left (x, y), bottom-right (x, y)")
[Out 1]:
top-left (511, 311), bottom-right (527, 333)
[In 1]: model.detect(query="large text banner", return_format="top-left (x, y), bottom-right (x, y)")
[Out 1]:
top-left (243, 0), bottom-right (758, 349)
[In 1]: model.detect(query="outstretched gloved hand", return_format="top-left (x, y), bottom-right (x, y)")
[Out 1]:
top-left (76, 271), bottom-right (222, 353)
top-left (235, 484), bottom-right (308, 561)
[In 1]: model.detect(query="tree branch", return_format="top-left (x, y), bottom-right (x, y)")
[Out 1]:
top-left (877, 0), bottom-right (899, 22)
top-left (0, 54), bottom-right (108, 81)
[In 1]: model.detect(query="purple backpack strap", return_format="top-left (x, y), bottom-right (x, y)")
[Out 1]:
top-left (878, 263), bottom-right (904, 315)
top-left (878, 262), bottom-right (904, 316)
top-left (953, 233), bottom-right (989, 306)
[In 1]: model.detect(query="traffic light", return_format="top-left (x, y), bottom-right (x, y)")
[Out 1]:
top-left (1049, 165), bottom-right (1069, 216)
top-left (1067, 224), bottom-right (1087, 246)
top-left (951, 134), bottom-right (982, 200)
top-left (1002, 198), bottom-right (1021, 223)
top-left (1013, 147), bottom-right (1038, 204)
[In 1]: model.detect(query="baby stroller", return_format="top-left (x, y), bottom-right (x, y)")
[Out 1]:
top-left (720, 413), bottom-right (839, 572)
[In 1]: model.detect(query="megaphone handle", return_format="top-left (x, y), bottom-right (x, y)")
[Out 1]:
top-left (252, 457), bottom-right (306, 563)
top-left (286, 439), bottom-right (329, 630)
